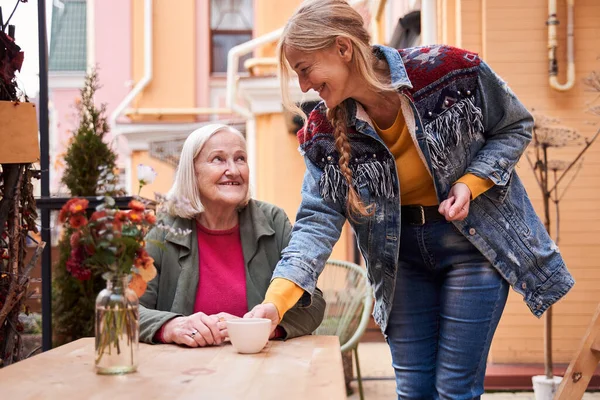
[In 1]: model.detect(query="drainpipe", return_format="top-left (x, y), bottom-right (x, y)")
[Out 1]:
top-left (226, 28), bottom-right (282, 190)
top-left (86, 0), bottom-right (95, 70)
top-left (108, 0), bottom-right (152, 193)
top-left (225, 28), bottom-right (282, 120)
top-left (421, 0), bottom-right (438, 45)
top-left (548, 0), bottom-right (575, 91)
top-left (109, 0), bottom-right (153, 132)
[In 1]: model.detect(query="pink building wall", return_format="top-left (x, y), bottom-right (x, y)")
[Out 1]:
top-left (49, 88), bottom-right (81, 193)
top-left (94, 0), bottom-right (132, 162)
top-left (49, 0), bottom-right (132, 194)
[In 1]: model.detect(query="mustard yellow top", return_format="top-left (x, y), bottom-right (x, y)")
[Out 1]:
top-left (264, 110), bottom-right (494, 318)
top-left (372, 109), bottom-right (494, 204)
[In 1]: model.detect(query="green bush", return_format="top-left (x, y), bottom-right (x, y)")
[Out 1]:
top-left (52, 69), bottom-right (123, 346)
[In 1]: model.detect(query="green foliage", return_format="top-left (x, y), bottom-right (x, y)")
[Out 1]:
top-left (60, 69), bottom-right (119, 196)
top-left (52, 69), bottom-right (121, 346)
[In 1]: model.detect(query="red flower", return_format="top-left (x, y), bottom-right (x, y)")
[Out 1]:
top-left (66, 247), bottom-right (92, 281)
top-left (144, 212), bottom-right (156, 224)
top-left (69, 214), bottom-right (88, 229)
top-left (70, 231), bottom-right (81, 248)
top-left (128, 200), bottom-right (145, 212)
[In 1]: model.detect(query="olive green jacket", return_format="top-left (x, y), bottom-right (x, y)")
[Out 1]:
top-left (139, 199), bottom-right (326, 343)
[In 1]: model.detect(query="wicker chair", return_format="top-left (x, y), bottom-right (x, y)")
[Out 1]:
top-left (313, 259), bottom-right (373, 400)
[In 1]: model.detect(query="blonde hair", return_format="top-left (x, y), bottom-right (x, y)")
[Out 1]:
top-left (167, 124), bottom-right (250, 219)
top-left (277, 0), bottom-right (394, 218)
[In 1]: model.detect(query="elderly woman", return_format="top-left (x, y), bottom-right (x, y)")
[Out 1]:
top-left (139, 123), bottom-right (325, 347)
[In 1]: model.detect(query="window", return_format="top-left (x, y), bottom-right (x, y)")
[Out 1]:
top-left (210, 0), bottom-right (253, 73)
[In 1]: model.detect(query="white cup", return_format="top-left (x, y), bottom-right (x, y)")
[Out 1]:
top-left (226, 318), bottom-right (271, 354)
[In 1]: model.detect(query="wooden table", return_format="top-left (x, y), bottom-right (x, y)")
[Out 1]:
top-left (0, 335), bottom-right (346, 399)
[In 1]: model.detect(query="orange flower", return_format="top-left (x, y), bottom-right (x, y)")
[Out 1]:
top-left (69, 199), bottom-right (89, 214)
top-left (69, 214), bottom-right (88, 229)
top-left (128, 200), bottom-right (145, 212)
top-left (59, 198), bottom-right (79, 222)
top-left (144, 212), bottom-right (156, 224)
top-left (128, 273), bottom-right (148, 298)
top-left (128, 211), bottom-right (143, 222)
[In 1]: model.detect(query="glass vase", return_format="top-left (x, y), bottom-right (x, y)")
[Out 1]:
top-left (95, 275), bottom-right (139, 374)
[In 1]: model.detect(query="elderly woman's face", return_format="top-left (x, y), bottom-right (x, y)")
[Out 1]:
top-left (193, 129), bottom-right (249, 210)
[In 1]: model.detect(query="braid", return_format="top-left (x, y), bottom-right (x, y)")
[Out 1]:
top-left (327, 104), bottom-right (373, 218)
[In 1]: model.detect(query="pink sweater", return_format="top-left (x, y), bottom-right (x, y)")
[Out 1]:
top-left (193, 223), bottom-right (247, 316)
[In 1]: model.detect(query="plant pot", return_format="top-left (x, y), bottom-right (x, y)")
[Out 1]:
top-left (0, 101), bottom-right (39, 163)
top-left (532, 375), bottom-right (562, 400)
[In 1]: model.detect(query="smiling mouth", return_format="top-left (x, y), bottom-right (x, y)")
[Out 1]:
top-left (317, 83), bottom-right (325, 93)
top-left (220, 182), bottom-right (240, 185)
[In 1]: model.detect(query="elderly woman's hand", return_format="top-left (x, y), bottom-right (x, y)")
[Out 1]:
top-left (209, 312), bottom-right (240, 340)
top-left (162, 312), bottom-right (224, 347)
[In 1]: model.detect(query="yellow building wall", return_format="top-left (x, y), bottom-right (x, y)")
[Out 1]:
top-left (130, 151), bottom-right (175, 199)
top-left (131, 0), bottom-right (196, 121)
top-left (443, 0), bottom-right (600, 364)
top-left (253, 114), bottom-right (353, 261)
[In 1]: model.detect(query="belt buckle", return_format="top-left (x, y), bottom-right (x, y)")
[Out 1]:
top-left (418, 205), bottom-right (426, 225)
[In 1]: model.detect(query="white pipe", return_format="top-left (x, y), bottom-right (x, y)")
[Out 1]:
top-left (226, 28), bottom-right (283, 119)
top-left (110, 0), bottom-right (153, 133)
top-left (421, 0), bottom-right (438, 45)
top-left (246, 118), bottom-right (257, 193)
top-left (124, 107), bottom-right (232, 116)
top-left (548, 0), bottom-right (575, 92)
top-left (86, 0), bottom-right (95, 70)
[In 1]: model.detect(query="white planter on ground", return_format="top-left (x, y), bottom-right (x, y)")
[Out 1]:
top-left (532, 375), bottom-right (563, 400)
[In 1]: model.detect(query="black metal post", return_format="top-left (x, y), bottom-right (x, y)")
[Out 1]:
top-left (37, 0), bottom-right (51, 351)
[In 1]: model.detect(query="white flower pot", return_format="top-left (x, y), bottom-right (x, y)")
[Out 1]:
top-left (532, 375), bottom-right (562, 400)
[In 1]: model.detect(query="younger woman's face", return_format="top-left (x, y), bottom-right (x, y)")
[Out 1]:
top-left (284, 38), bottom-right (355, 109)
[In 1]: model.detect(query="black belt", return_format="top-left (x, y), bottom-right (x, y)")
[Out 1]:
top-left (401, 205), bottom-right (446, 225)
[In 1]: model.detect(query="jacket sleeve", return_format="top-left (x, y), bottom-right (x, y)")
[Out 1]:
top-left (466, 60), bottom-right (533, 186)
top-left (139, 225), bottom-right (182, 344)
top-left (271, 157), bottom-right (347, 296)
top-left (279, 288), bottom-right (326, 339)
top-left (268, 204), bottom-right (327, 339)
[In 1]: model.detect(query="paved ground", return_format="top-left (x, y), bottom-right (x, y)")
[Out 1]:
top-left (347, 343), bottom-right (600, 399)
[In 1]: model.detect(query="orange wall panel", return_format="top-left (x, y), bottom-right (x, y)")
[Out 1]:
top-left (478, 0), bottom-right (600, 364)
top-left (253, 113), bottom-right (352, 262)
top-left (130, 150), bottom-right (175, 199)
top-left (132, 0), bottom-right (196, 120)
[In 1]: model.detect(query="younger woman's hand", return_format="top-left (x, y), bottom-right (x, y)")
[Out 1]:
top-left (438, 183), bottom-right (471, 221)
top-left (244, 303), bottom-right (280, 335)
top-left (162, 312), bottom-right (224, 347)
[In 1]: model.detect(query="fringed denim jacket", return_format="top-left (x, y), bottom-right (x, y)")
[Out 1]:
top-left (272, 44), bottom-right (574, 334)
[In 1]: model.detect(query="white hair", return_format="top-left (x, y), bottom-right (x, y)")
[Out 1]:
top-left (166, 123), bottom-right (250, 219)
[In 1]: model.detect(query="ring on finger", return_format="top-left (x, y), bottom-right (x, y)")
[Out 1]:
top-left (190, 329), bottom-right (198, 338)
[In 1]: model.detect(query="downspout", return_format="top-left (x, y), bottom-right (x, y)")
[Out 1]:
top-left (225, 28), bottom-right (282, 120)
top-left (226, 28), bottom-right (283, 190)
top-left (548, 0), bottom-right (575, 91)
top-left (86, 0), bottom-right (95, 70)
top-left (110, 0), bottom-right (153, 132)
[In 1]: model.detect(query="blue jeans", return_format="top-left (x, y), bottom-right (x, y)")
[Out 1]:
top-left (386, 221), bottom-right (509, 400)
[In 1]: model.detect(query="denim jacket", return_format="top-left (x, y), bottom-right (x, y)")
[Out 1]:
top-left (272, 45), bottom-right (574, 334)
